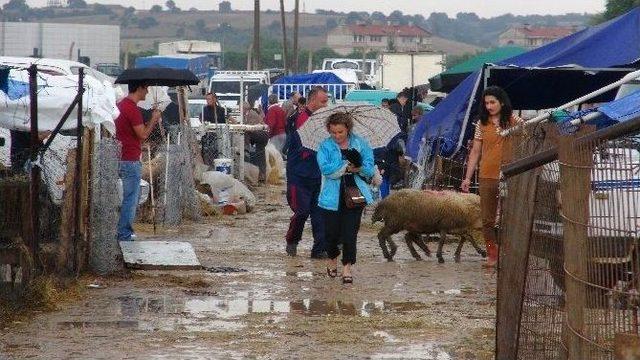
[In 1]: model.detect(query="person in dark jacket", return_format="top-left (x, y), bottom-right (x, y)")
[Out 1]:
top-left (285, 86), bottom-right (329, 258)
top-left (390, 92), bottom-right (412, 139)
top-left (202, 92), bottom-right (226, 124)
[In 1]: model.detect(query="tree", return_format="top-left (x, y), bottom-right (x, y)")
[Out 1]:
top-left (68, 0), bottom-right (87, 9)
top-left (592, 0), bottom-right (640, 24)
top-left (138, 17), bottom-right (158, 29)
top-left (219, 1), bottom-right (232, 13)
top-left (370, 11), bottom-right (386, 22)
top-left (165, 0), bottom-right (180, 12)
top-left (124, 6), bottom-right (135, 16)
top-left (149, 5), bottom-right (162, 13)
top-left (93, 4), bottom-right (113, 15)
top-left (3, 0), bottom-right (29, 12)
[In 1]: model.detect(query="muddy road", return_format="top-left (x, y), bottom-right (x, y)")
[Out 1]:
top-left (1, 185), bottom-right (496, 359)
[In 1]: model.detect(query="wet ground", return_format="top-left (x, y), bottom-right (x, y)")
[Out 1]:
top-left (1, 185), bottom-right (496, 359)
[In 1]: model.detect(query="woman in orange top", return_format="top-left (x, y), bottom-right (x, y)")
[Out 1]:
top-left (461, 86), bottom-right (522, 267)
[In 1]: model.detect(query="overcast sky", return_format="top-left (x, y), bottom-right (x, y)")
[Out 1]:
top-left (13, 0), bottom-right (605, 17)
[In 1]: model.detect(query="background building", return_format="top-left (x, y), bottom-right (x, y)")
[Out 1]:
top-left (498, 24), bottom-right (577, 49)
top-left (0, 22), bottom-right (119, 65)
top-left (327, 23), bottom-right (432, 55)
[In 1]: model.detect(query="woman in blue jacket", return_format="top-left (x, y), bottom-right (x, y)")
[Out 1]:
top-left (317, 112), bottom-right (375, 284)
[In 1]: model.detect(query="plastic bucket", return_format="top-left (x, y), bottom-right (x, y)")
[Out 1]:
top-left (214, 158), bottom-right (233, 175)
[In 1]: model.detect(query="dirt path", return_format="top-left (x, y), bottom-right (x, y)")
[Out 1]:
top-left (1, 185), bottom-right (496, 359)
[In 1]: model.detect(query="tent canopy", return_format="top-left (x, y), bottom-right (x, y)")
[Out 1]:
top-left (409, 7), bottom-right (640, 160)
top-left (429, 46), bottom-right (526, 93)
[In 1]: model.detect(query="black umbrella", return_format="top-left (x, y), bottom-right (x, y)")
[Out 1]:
top-left (115, 67), bottom-right (199, 87)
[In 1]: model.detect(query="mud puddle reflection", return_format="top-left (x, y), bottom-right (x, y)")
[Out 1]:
top-left (56, 293), bottom-right (432, 334)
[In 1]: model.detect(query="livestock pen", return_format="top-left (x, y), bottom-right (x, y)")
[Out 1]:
top-left (497, 113), bottom-right (640, 359)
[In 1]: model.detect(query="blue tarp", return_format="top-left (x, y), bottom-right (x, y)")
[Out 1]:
top-left (556, 89), bottom-right (640, 131)
top-left (273, 72), bottom-right (346, 100)
top-left (135, 55), bottom-right (211, 79)
top-left (409, 7), bottom-right (640, 160)
top-left (273, 72), bottom-right (345, 85)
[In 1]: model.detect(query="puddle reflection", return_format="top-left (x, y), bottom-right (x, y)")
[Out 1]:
top-left (116, 295), bottom-right (428, 318)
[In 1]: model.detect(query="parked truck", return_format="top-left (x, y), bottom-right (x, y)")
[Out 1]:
top-left (378, 52), bottom-right (445, 92)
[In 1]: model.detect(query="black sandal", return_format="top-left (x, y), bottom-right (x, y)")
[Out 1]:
top-left (326, 267), bottom-right (338, 278)
top-left (342, 275), bottom-right (353, 284)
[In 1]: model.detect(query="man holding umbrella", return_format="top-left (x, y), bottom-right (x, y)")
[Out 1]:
top-left (285, 86), bottom-right (329, 258)
top-left (114, 67), bottom-right (199, 241)
top-left (115, 81), bottom-right (162, 241)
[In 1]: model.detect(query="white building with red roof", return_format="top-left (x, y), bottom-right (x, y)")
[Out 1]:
top-left (327, 23), bottom-right (433, 55)
top-left (498, 24), bottom-right (579, 49)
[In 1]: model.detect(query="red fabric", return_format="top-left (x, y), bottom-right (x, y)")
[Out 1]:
top-left (265, 104), bottom-right (286, 137)
top-left (295, 107), bottom-right (311, 129)
top-left (115, 97), bottom-right (144, 161)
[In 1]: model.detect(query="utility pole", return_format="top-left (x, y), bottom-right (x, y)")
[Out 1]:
top-left (253, 0), bottom-right (260, 70)
top-left (292, 0), bottom-right (299, 73)
top-left (279, 0), bottom-right (288, 74)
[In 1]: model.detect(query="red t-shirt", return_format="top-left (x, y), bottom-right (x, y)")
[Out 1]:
top-left (115, 97), bottom-right (144, 161)
top-left (264, 104), bottom-right (286, 136)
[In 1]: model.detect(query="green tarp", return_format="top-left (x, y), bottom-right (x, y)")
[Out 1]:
top-left (429, 46), bottom-right (526, 92)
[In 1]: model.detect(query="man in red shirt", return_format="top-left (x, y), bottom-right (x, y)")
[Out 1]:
top-left (115, 81), bottom-right (161, 241)
top-left (264, 94), bottom-right (286, 154)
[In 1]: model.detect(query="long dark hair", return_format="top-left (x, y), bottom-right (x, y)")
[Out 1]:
top-left (478, 86), bottom-right (513, 129)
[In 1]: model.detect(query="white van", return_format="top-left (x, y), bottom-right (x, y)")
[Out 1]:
top-left (207, 71), bottom-right (270, 113)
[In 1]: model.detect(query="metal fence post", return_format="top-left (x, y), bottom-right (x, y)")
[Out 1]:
top-left (28, 64), bottom-right (39, 262)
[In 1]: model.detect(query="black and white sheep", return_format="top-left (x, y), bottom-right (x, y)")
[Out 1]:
top-left (371, 189), bottom-right (487, 263)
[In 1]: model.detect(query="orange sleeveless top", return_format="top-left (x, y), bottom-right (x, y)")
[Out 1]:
top-left (474, 114), bottom-right (523, 179)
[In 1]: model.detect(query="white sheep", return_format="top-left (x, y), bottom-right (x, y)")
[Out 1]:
top-left (371, 189), bottom-right (487, 263)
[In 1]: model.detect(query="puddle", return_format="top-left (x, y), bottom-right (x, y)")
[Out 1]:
top-left (58, 318), bottom-right (244, 332)
top-left (429, 288), bottom-right (479, 295)
top-left (58, 320), bottom-right (140, 329)
top-left (372, 342), bottom-right (452, 359)
top-left (116, 295), bottom-right (429, 318)
top-left (205, 266), bottom-right (248, 273)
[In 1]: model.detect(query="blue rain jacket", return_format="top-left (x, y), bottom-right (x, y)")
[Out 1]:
top-left (316, 133), bottom-right (375, 211)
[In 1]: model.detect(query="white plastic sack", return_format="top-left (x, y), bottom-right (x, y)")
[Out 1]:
top-left (0, 68), bottom-right (118, 132)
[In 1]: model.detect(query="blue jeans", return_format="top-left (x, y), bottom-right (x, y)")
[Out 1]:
top-left (380, 175), bottom-right (391, 199)
top-left (117, 161), bottom-right (142, 241)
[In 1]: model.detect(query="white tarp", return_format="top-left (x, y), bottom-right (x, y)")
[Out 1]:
top-left (0, 68), bottom-right (119, 132)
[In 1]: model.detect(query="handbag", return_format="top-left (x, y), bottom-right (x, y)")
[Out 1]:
top-left (343, 184), bottom-right (366, 209)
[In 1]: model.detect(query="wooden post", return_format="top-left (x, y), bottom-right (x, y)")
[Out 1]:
top-left (57, 149), bottom-right (77, 272)
top-left (292, 0), bottom-right (299, 73)
top-left (76, 127), bottom-right (93, 273)
top-left (253, 0), bottom-right (260, 70)
top-left (495, 131), bottom-right (541, 360)
top-left (558, 127), bottom-right (593, 360)
top-left (279, 0), bottom-right (288, 74)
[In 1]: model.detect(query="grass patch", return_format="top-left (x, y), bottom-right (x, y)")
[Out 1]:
top-left (0, 275), bottom-right (85, 327)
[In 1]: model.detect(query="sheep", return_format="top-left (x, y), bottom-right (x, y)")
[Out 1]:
top-left (371, 189), bottom-right (487, 263)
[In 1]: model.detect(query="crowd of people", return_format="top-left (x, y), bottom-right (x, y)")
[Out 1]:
top-left (111, 82), bottom-right (518, 276)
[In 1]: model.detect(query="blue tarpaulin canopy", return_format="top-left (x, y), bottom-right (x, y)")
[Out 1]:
top-left (135, 54), bottom-right (211, 79)
top-left (273, 72), bottom-right (345, 85)
top-left (272, 72), bottom-right (347, 102)
top-left (409, 7), bottom-right (640, 160)
top-left (556, 89), bottom-right (640, 130)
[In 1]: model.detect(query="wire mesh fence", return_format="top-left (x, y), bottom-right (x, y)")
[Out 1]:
top-left (498, 120), bottom-right (640, 359)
